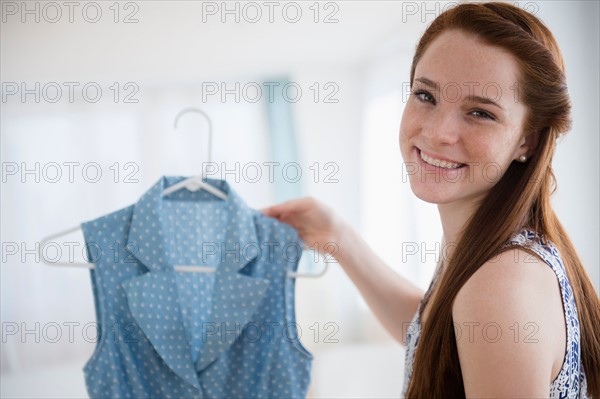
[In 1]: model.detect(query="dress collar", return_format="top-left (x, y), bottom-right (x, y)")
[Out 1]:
top-left (127, 176), bottom-right (258, 272)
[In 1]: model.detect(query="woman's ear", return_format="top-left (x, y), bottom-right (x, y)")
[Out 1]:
top-left (519, 129), bottom-right (541, 157)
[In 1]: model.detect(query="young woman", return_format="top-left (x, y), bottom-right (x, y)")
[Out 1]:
top-left (262, 2), bottom-right (599, 398)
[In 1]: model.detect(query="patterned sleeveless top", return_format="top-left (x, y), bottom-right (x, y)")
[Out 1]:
top-left (401, 228), bottom-right (590, 398)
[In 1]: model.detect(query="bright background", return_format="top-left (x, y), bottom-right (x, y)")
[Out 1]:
top-left (1, 1), bottom-right (598, 397)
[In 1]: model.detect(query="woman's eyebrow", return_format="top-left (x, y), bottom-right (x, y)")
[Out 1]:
top-left (414, 76), bottom-right (505, 111)
top-left (414, 77), bottom-right (440, 90)
top-left (465, 94), bottom-right (505, 111)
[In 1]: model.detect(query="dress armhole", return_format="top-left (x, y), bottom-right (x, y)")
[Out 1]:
top-left (283, 234), bottom-right (314, 360)
top-left (500, 242), bottom-right (573, 392)
top-left (81, 221), bottom-right (109, 374)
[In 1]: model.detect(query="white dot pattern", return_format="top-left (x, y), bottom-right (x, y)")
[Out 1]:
top-left (81, 176), bottom-right (313, 398)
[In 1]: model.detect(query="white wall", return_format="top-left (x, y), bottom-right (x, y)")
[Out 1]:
top-left (537, 1), bottom-right (600, 292)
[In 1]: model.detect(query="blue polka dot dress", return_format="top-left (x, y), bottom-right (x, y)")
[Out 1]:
top-left (81, 176), bottom-right (313, 398)
top-left (401, 228), bottom-right (590, 398)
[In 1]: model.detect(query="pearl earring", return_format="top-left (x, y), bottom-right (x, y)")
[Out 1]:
top-left (519, 155), bottom-right (528, 162)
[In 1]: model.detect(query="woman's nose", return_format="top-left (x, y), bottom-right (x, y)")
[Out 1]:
top-left (421, 109), bottom-right (461, 145)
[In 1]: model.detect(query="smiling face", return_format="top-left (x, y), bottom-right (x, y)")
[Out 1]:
top-left (400, 29), bottom-right (535, 206)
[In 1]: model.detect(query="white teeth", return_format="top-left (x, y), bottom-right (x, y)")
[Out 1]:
top-left (420, 150), bottom-right (464, 169)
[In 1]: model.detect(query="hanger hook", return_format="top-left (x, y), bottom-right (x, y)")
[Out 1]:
top-left (173, 107), bottom-right (213, 164)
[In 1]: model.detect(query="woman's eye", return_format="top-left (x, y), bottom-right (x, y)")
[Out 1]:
top-left (411, 90), bottom-right (496, 121)
top-left (471, 109), bottom-right (496, 120)
top-left (413, 90), bottom-right (435, 104)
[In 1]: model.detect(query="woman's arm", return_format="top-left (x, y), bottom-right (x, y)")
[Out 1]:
top-left (333, 220), bottom-right (425, 345)
top-left (262, 196), bottom-right (424, 346)
top-left (453, 248), bottom-right (562, 397)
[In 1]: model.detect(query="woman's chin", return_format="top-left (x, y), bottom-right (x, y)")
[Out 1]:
top-left (410, 186), bottom-right (455, 205)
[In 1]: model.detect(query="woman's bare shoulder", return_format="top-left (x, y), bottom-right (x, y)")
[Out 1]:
top-left (451, 247), bottom-right (564, 396)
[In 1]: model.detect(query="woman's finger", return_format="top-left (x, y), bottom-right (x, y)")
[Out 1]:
top-left (259, 206), bottom-right (277, 217)
top-left (260, 199), bottom-right (299, 218)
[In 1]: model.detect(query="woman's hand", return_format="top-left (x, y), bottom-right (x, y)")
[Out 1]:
top-left (260, 196), bottom-right (346, 258)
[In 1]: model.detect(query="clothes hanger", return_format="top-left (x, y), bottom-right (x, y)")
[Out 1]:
top-left (38, 224), bottom-right (329, 277)
top-left (161, 107), bottom-right (227, 200)
top-left (38, 108), bottom-right (327, 278)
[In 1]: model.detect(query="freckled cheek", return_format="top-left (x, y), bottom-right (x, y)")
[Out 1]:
top-left (466, 146), bottom-right (507, 171)
top-left (399, 120), bottom-right (415, 154)
top-left (400, 108), bottom-right (422, 138)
